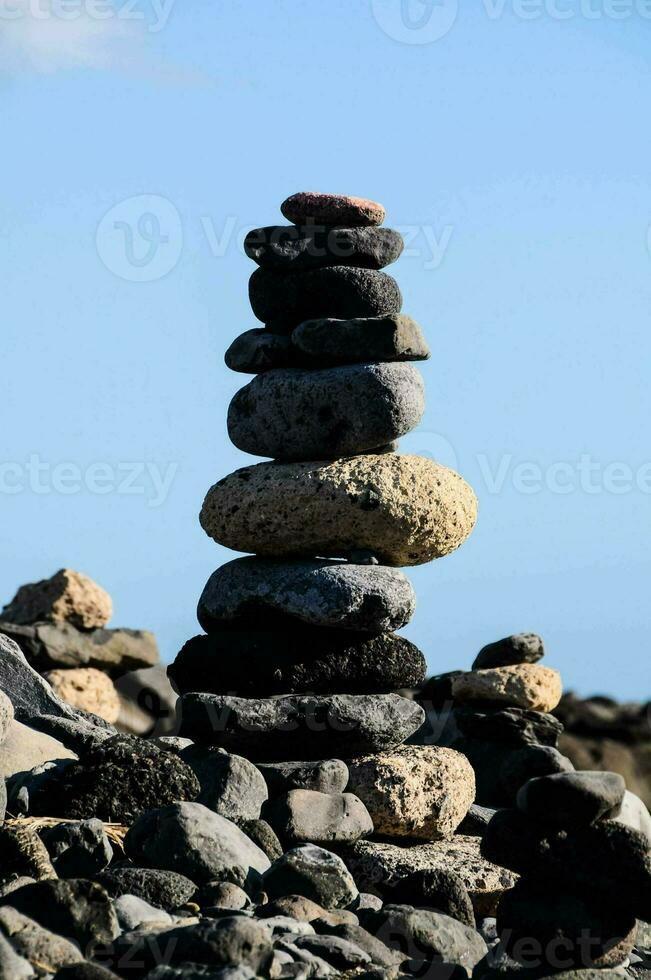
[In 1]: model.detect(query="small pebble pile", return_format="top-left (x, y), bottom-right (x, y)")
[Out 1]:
top-left (0, 192), bottom-right (647, 980)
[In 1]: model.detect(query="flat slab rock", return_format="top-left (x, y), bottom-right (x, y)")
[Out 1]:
top-left (244, 224), bottom-right (402, 272)
top-left (227, 362), bottom-right (424, 460)
top-left (280, 191), bottom-right (386, 227)
top-left (177, 693), bottom-right (425, 761)
top-left (343, 835), bottom-right (518, 918)
top-left (168, 630), bottom-right (426, 697)
top-left (225, 329), bottom-right (305, 374)
top-left (198, 558), bottom-right (416, 633)
top-left (200, 454), bottom-right (478, 567)
top-left (257, 759), bottom-right (349, 797)
top-left (1, 620), bottom-right (159, 676)
top-left (293, 313), bottom-right (430, 364)
top-left (249, 266), bottom-right (401, 328)
top-left (1, 568), bottom-right (112, 630)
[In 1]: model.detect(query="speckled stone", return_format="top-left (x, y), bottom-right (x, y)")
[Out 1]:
top-left (225, 329), bottom-right (301, 374)
top-left (227, 362), bottom-right (424, 460)
top-left (346, 745), bottom-right (475, 841)
top-left (249, 266), bottom-right (401, 327)
top-left (244, 225), bottom-right (402, 272)
top-left (472, 632), bottom-right (544, 670)
top-left (280, 192), bottom-right (386, 227)
top-left (2, 569), bottom-right (112, 630)
top-left (451, 664), bottom-right (562, 712)
top-left (199, 454), bottom-right (478, 567)
top-left (292, 314), bottom-right (430, 365)
top-left (197, 558), bottom-right (416, 633)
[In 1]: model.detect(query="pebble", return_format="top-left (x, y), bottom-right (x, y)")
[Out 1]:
top-left (0, 878), bottom-right (119, 948)
top-left (27, 735), bottom-right (200, 823)
top-left (180, 746), bottom-right (268, 822)
top-left (244, 224), bottom-right (402, 272)
top-left (280, 192), bottom-right (386, 227)
top-left (198, 558), bottom-right (416, 634)
top-left (516, 770), bottom-right (626, 826)
top-left (267, 789), bottom-right (373, 846)
top-left (178, 693), bottom-right (425, 760)
top-left (383, 869), bottom-right (475, 928)
top-left (361, 904), bottom-right (487, 972)
top-left (263, 844), bottom-right (358, 910)
top-left (199, 454), bottom-right (477, 567)
top-left (1, 568), bottom-right (112, 630)
top-left (44, 668), bottom-right (121, 724)
top-left (257, 759), bottom-right (349, 797)
top-left (197, 881), bottom-right (251, 912)
top-left (228, 362), bottom-right (424, 460)
top-left (95, 867), bottom-right (197, 911)
top-left (169, 630), bottom-right (426, 697)
top-left (346, 745), bottom-right (475, 840)
top-left (451, 664), bottom-right (563, 712)
top-left (292, 313), bottom-right (430, 364)
top-left (40, 818), bottom-right (113, 877)
top-left (472, 632), bottom-right (544, 670)
top-left (249, 266), bottom-right (401, 327)
top-left (343, 836), bottom-right (518, 918)
top-left (124, 802), bottom-right (271, 886)
top-left (114, 894), bottom-right (174, 931)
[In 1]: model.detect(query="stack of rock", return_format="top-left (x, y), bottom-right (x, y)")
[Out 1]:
top-left (0, 569), bottom-right (173, 735)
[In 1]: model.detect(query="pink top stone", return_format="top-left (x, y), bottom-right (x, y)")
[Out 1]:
top-left (281, 191), bottom-right (386, 228)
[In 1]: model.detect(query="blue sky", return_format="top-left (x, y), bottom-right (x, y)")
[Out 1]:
top-left (2, 0), bottom-right (650, 698)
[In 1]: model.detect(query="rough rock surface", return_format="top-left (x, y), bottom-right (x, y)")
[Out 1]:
top-left (225, 329), bottom-right (300, 374)
top-left (244, 224), bottom-right (402, 272)
top-left (257, 759), bottom-right (349, 797)
top-left (1, 621), bottom-right (159, 676)
top-left (472, 632), bottom-right (544, 670)
top-left (346, 745), bottom-right (475, 840)
top-left (228, 362), bottom-right (424, 460)
top-left (384, 868), bottom-right (476, 928)
top-left (125, 801), bottom-right (271, 885)
top-left (44, 668), bottom-right (121, 724)
top-left (179, 745), bottom-right (268, 821)
top-left (0, 690), bottom-right (14, 744)
top-left (178, 692), bottom-right (425, 760)
top-left (0, 905), bottom-right (84, 974)
top-left (453, 704), bottom-right (564, 747)
top-left (361, 904), bottom-right (487, 972)
top-left (343, 835), bottom-right (518, 917)
top-left (452, 664), bottom-right (563, 712)
top-left (200, 454), bottom-right (478, 567)
top-left (41, 818), bottom-right (113, 877)
top-left (0, 878), bottom-right (120, 948)
top-left (1, 568), bottom-right (112, 630)
top-left (267, 789), bottom-right (373, 846)
top-left (263, 844), bottom-right (358, 909)
top-left (280, 191), bottom-right (386, 227)
top-left (95, 867), bottom-right (197, 911)
top-left (250, 266), bottom-right (401, 327)
top-left (169, 630), bottom-right (426, 697)
top-left (197, 558), bottom-right (416, 633)
top-left (293, 313), bottom-right (430, 364)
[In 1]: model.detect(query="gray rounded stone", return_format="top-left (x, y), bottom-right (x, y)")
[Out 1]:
top-left (362, 904), bottom-right (487, 972)
top-left (227, 362), bottom-right (424, 460)
top-left (244, 225), bottom-right (403, 272)
top-left (197, 558), bottom-right (416, 633)
top-left (516, 770), bottom-right (626, 827)
top-left (472, 632), bottom-right (544, 670)
top-left (267, 789), bottom-right (374, 846)
top-left (179, 745), bottom-right (268, 822)
top-left (257, 759), bottom-right (349, 797)
top-left (224, 329), bottom-right (301, 374)
top-left (177, 693), bottom-right (425, 761)
top-left (292, 314), bottom-right (430, 364)
top-left (249, 266), bottom-right (401, 327)
top-left (263, 844), bottom-right (359, 909)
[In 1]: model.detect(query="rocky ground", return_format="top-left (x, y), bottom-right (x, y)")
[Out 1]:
top-left (0, 190), bottom-right (648, 979)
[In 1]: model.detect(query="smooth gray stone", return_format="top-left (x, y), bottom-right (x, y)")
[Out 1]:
top-left (124, 802), bottom-right (270, 886)
top-left (225, 329), bottom-right (301, 374)
top-left (258, 759), bottom-right (349, 797)
top-left (361, 904), bottom-right (487, 971)
top-left (244, 225), bottom-right (403, 273)
top-left (516, 770), bottom-right (626, 827)
top-left (293, 933), bottom-right (371, 969)
top-left (0, 620), bottom-right (158, 676)
top-left (320, 923), bottom-right (403, 969)
top-left (249, 266), bottom-right (402, 328)
top-left (114, 894), bottom-right (173, 931)
top-left (0, 931), bottom-right (33, 980)
top-left (179, 745), bottom-right (268, 822)
top-left (197, 558), bottom-right (416, 633)
top-left (472, 632), bottom-right (544, 670)
top-left (267, 789), bottom-right (373, 847)
top-left (263, 844), bottom-right (358, 910)
top-left (177, 693), bottom-right (425, 761)
top-left (293, 313), bottom-right (430, 364)
top-left (228, 362), bottom-right (423, 460)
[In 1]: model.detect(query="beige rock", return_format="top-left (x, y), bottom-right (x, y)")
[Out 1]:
top-left (200, 454), bottom-right (477, 567)
top-left (0, 720), bottom-right (77, 779)
top-left (346, 745), bottom-right (475, 841)
top-left (451, 664), bottom-right (562, 712)
top-left (344, 836), bottom-right (518, 917)
top-left (2, 568), bottom-right (112, 630)
top-left (44, 667), bottom-right (121, 723)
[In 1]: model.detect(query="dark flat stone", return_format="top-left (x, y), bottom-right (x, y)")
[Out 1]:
top-left (516, 770), bottom-right (626, 827)
top-left (280, 192), bottom-right (385, 227)
top-left (292, 314), bottom-right (429, 364)
top-left (244, 225), bottom-right (402, 272)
